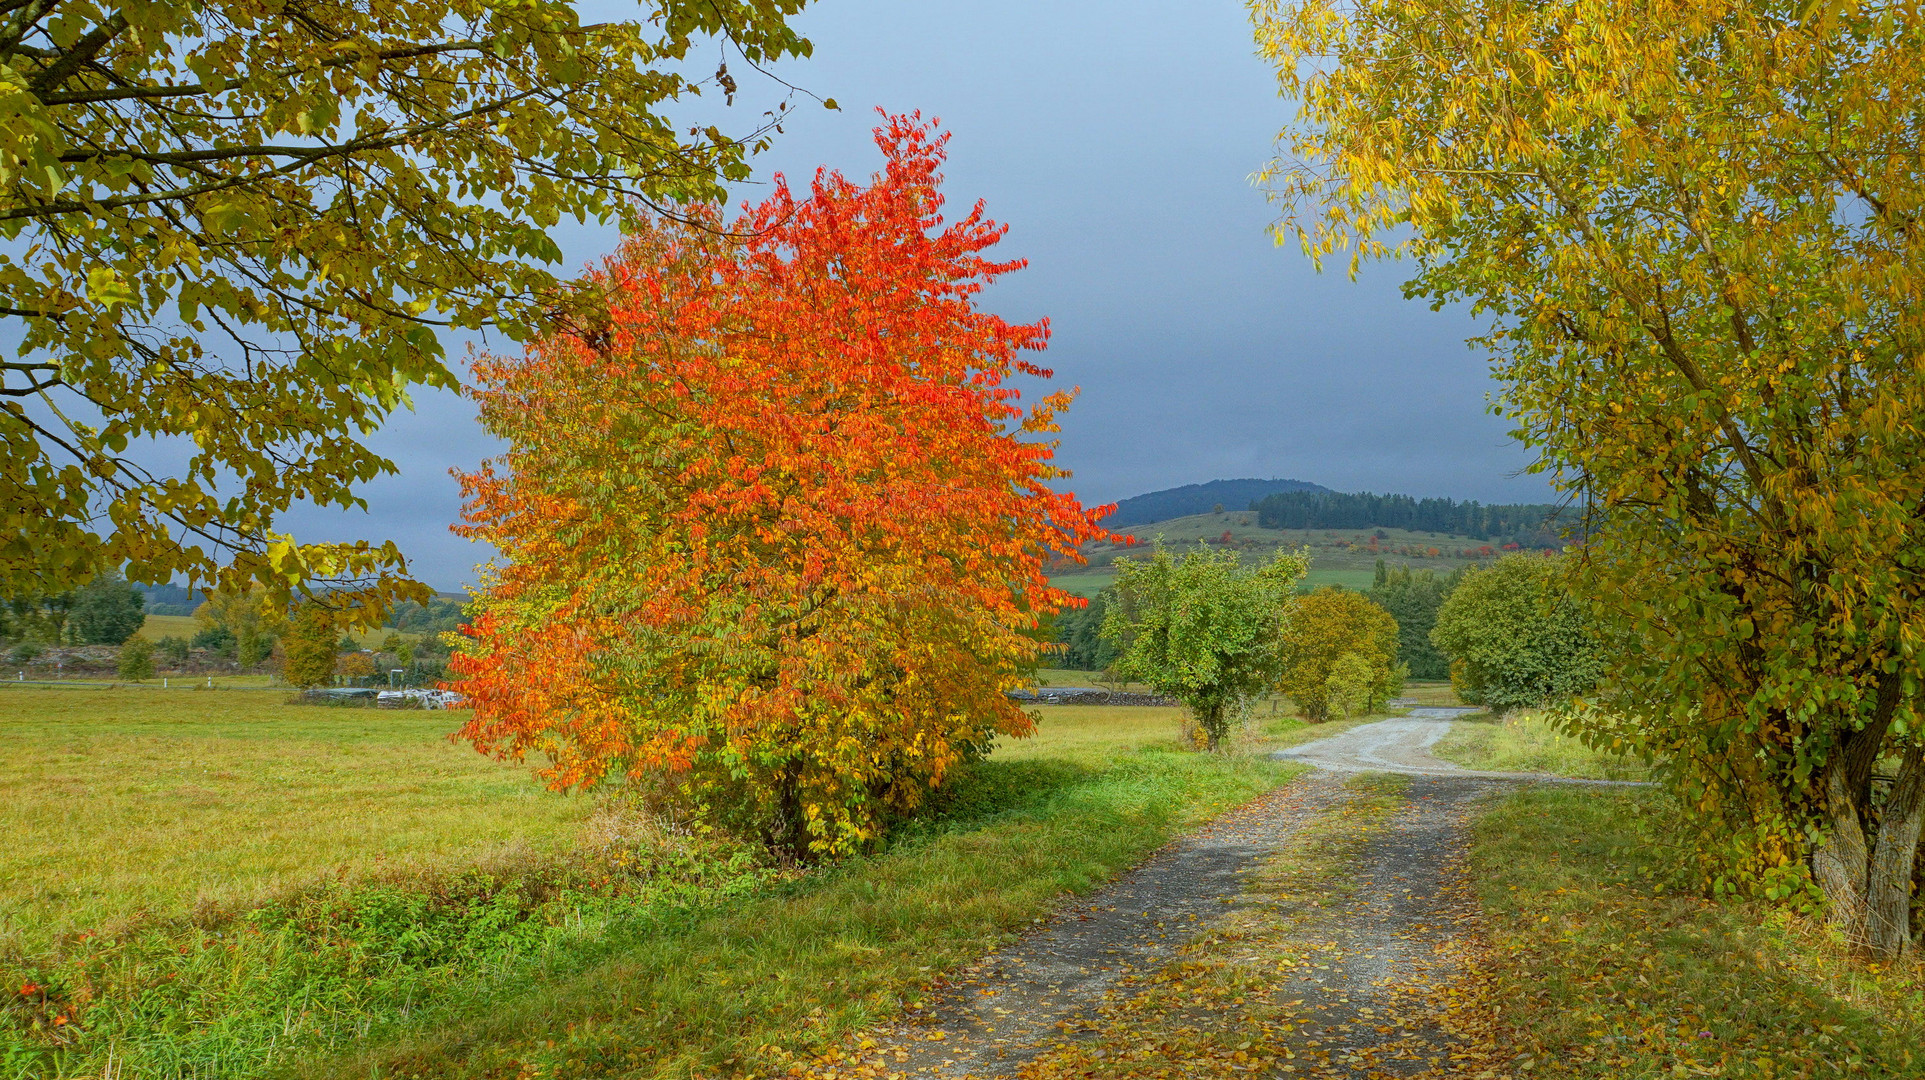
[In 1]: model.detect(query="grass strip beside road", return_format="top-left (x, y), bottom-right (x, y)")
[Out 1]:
top-left (306, 738), bottom-right (1299, 1079)
top-left (1468, 787), bottom-right (1924, 1078)
top-left (1433, 710), bottom-right (1654, 782)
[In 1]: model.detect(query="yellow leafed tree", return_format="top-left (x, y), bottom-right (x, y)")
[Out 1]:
top-left (1275, 587), bottom-right (1397, 722)
top-left (1252, 0), bottom-right (1925, 953)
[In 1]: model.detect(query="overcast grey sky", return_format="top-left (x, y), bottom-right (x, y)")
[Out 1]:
top-left (284, 0), bottom-right (1548, 590)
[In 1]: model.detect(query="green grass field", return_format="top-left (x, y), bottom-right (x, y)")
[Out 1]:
top-left (134, 613), bottom-right (199, 641)
top-left (0, 689), bottom-right (589, 946)
top-left (0, 689), bottom-right (1297, 1080)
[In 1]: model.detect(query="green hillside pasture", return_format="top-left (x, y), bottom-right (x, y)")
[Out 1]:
top-left (1048, 509), bottom-right (1503, 602)
top-left (1298, 567), bottom-right (1376, 591)
top-left (1, 692), bottom-right (1295, 1080)
top-left (1088, 511), bottom-right (1514, 573)
top-left (135, 613), bottom-right (199, 642)
top-left (1049, 570), bottom-right (1115, 599)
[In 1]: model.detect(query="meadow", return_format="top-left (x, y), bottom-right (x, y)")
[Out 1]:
top-left (0, 689), bottom-right (1302, 1079)
top-left (1469, 787), bottom-right (1925, 1076)
top-left (11, 686), bottom-right (1908, 1079)
top-left (0, 689), bottom-right (591, 947)
top-left (133, 614), bottom-right (199, 642)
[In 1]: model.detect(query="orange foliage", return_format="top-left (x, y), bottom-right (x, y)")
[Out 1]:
top-left (448, 114), bottom-right (1109, 856)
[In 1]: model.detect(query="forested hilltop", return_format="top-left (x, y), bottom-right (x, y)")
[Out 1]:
top-left (1104, 478), bottom-right (1329, 528)
top-left (1251, 490), bottom-right (1571, 547)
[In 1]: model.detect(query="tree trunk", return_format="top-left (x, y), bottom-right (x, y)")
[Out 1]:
top-left (1809, 677), bottom-right (1917, 956)
top-left (1812, 752), bottom-right (1872, 934)
top-left (1202, 703), bottom-right (1225, 752)
top-left (1866, 743), bottom-right (1925, 957)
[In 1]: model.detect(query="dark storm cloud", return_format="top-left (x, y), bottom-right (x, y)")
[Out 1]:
top-left (280, 0), bottom-right (1547, 589)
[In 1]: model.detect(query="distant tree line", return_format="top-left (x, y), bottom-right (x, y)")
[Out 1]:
top-left (135, 582), bottom-right (204, 617)
top-left (2, 573), bottom-right (146, 646)
top-left (1364, 562), bottom-right (1461, 680)
top-left (1251, 490), bottom-right (1571, 546)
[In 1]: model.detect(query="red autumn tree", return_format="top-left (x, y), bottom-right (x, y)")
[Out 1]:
top-left (449, 114), bottom-right (1108, 857)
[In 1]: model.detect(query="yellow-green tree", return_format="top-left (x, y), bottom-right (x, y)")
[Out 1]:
top-left (194, 588), bottom-right (284, 669)
top-left (1324, 651), bottom-right (1378, 721)
top-left (1253, 0), bottom-right (1925, 952)
top-left (1274, 587), bottom-right (1397, 722)
top-left (1429, 555), bottom-right (1600, 718)
top-left (282, 603), bottom-right (340, 690)
top-left (115, 636), bottom-right (155, 681)
top-left (0, 0), bottom-right (812, 613)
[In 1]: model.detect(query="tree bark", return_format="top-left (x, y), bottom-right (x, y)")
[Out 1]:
top-left (1202, 704), bottom-right (1225, 752)
top-left (1813, 750), bottom-right (1872, 934)
top-left (1810, 675), bottom-right (1912, 954)
top-left (1866, 742), bottom-right (1925, 957)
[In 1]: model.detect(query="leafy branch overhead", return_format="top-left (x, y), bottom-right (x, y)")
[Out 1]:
top-left (0, 0), bottom-right (812, 611)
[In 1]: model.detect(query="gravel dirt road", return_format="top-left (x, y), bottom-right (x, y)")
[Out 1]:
top-left (793, 711), bottom-right (1547, 1079)
top-left (1271, 706), bottom-right (1514, 778)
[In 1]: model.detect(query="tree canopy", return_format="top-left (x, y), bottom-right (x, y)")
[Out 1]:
top-left (1275, 586), bottom-right (1399, 722)
top-left (1254, 0), bottom-right (1925, 952)
top-left (1429, 555), bottom-right (1599, 717)
top-left (1101, 546), bottom-right (1308, 750)
top-left (66, 571), bottom-right (145, 645)
top-left (282, 603), bottom-right (341, 690)
top-left (449, 116), bottom-right (1105, 858)
top-left (1366, 561), bottom-right (1459, 681)
top-left (0, 0), bottom-right (812, 616)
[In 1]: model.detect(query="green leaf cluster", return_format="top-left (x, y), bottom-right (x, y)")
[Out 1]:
top-left (1048, 589), bottom-right (1120, 672)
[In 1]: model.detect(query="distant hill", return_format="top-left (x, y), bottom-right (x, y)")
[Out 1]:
top-left (1103, 478), bottom-right (1330, 529)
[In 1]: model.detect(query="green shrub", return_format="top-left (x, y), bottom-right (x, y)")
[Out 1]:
top-left (155, 635), bottom-right (191, 666)
top-left (1430, 553), bottom-right (1598, 716)
top-left (116, 637), bottom-right (156, 681)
